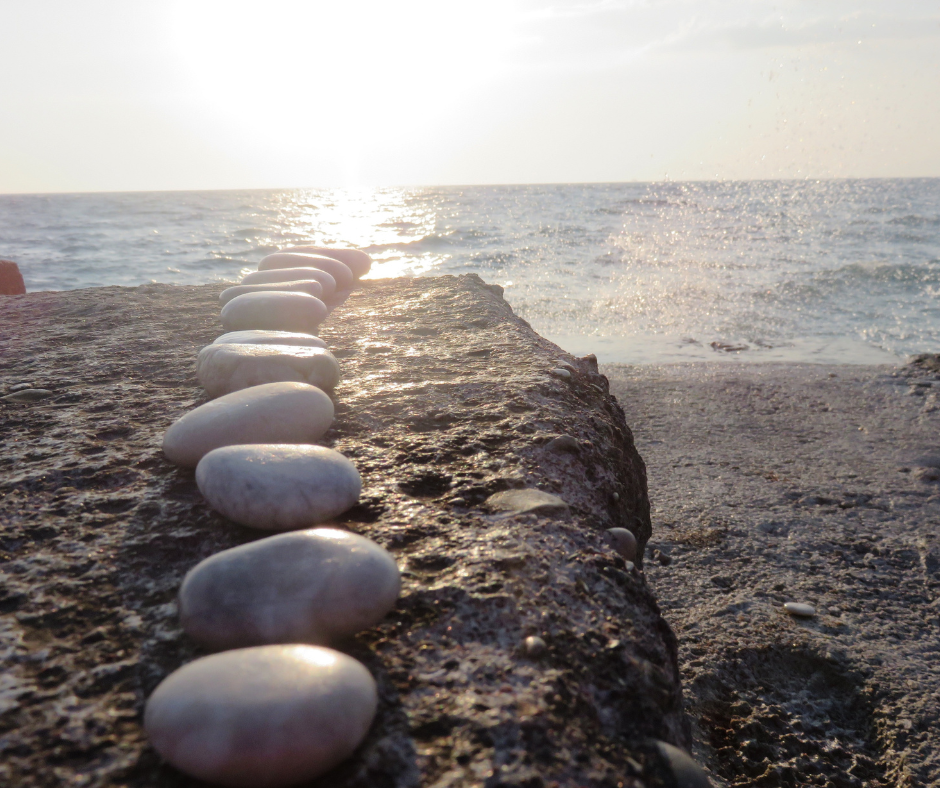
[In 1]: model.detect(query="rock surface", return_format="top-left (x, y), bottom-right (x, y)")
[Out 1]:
top-left (0, 276), bottom-right (677, 788)
top-left (196, 342), bottom-right (341, 397)
top-left (162, 381), bottom-right (334, 467)
top-left (0, 259), bottom-right (26, 295)
top-left (144, 645), bottom-right (378, 787)
top-left (196, 444), bottom-right (362, 530)
top-left (179, 528), bottom-right (401, 649)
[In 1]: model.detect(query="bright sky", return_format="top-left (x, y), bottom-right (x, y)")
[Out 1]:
top-left (1, 0), bottom-right (938, 193)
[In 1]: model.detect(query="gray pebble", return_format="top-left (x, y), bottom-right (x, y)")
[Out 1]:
top-left (654, 740), bottom-right (711, 788)
top-left (783, 602), bottom-right (816, 618)
top-left (221, 291), bottom-right (327, 335)
top-left (241, 267), bottom-right (337, 299)
top-left (605, 528), bottom-right (638, 562)
top-left (219, 280), bottom-right (324, 305)
top-left (259, 253), bottom-right (354, 291)
top-left (180, 528), bottom-right (400, 650)
top-left (550, 368), bottom-right (571, 379)
top-left (196, 343), bottom-right (340, 398)
top-left (213, 330), bottom-right (326, 348)
top-left (163, 382), bottom-right (334, 468)
top-left (196, 444), bottom-right (361, 530)
top-left (546, 435), bottom-right (580, 453)
top-left (523, 636), bottom-right (547, 657)
top-left (1, 388), bottom-right (53, 403)
top-left (144, 645), bottom-right (377, 787)
top-left (486, 489), bottom-right (569, 517)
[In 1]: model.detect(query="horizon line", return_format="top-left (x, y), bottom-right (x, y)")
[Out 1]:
top-left (2, 175), bottom-right (940, 198)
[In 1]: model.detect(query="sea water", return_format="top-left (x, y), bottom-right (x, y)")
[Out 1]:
top-left (1, 179), bottom-right (938, 364)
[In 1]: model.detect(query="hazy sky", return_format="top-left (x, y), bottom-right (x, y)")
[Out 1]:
top-left (1, 0), bottom-right (938, 193)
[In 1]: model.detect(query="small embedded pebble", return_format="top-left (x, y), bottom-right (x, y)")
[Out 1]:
top-left (523, 635), bottom-right (546, 657)
top-left (9, 382), bottom-right (34, 392)
top-left (546, 434), bottom-right (580, 453)
top-left (605, 528), bottom-right (638, 562)
top-left (486, 489), bottom-right (569, 517)
top-left (259, 253), bottom-right (354, 290)
top-left (219, 279), bottom-right (323, 305)
top-left (213, 330), bottom-right (326, 348)
top-left (654, 740), bottom-right (711, 788)
top-left (1, 388), bottom-right (53, 403)
top-left (144, 645), bottom-right (377, 787)
top-left (196, 444), bottom-right (361, 530)
top-left (241, 267), bottom-right (337, 298)
top-left (550, 367), bottom-right (571, 379)
top-left (163, 382), bottom-right (334, 468)
top-left (180, 528), bottom-right (400, 650)
top-left (221, 291), bottom-right (327, 334)
top-left (283, 246), bottom-right (372, 279)
top-left (783, 602), bottom-right (816, 618)
top-left (196, 343), bottom-right (341, 398)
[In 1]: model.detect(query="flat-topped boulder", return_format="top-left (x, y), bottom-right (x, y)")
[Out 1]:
top-left (0, 276), bottom-right (679, 788)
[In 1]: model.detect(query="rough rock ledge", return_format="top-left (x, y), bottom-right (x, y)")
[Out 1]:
top-left (0, 275), bottom-right (688, 788)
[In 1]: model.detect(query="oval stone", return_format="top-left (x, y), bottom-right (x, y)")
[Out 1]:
top-left (221, 291), bottom-right (327, 334)
top-left (196, 343), bottom-right (340, 398)
top-left (180, 528), bottom-right (400, 650)
top-left (783, 602), bottom-right (816, 618)
top-left (241, 267), bottom-right (337, 299)
top-left (259, 253), bottom-right (354, 291)
top-left (163, 382), bottom-right (334, 468)
top-left (196, 444), bottom-right (361, 529)
top-left (605, 528), bottom-right (638, 562)
top-left (284, 246), bottom-right (372, 279)
top-left (219, 279), bottom-right (323, 305)
top-left (213, 330), bottom-right (326, 348)
top-left (144, 645), bottom-right (377, 788)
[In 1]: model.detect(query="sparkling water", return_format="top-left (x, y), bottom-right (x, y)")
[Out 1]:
top-left (1, 180), bottom-right (938, 364)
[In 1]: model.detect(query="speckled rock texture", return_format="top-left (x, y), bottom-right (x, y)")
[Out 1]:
top-left (607, 360), bottom-right (940, 788)
top-left (0, 276), bottom-right (685, 788)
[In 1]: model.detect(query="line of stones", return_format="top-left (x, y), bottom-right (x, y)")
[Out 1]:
top-left (144, 248), bottom-right (402, 787)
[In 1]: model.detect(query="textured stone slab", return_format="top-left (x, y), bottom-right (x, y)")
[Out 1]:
top-left (144, 645), bottom-right (377, 787)
top-left (196, 343), bottom-right (340, 397)
top-left (179, 528), bottom-right (400, 649)
top-left (219, 280), bottom-right (323, 305)
top-left (213, 330), bottom-right (326, 348)
top-left (0, 276), bottom-right (675, 788)
top-left (220, 291), bottom-right (327, 334)
top-left (162, 382), bottom-right (334, 468)
top-left (259, 253), bottom-right (354, 291)
top-left (284, 246), bottom-right (372, 278)
top-left (241, 267), bottom-right (336, 298)
top-left (196, 444), bottom-right (361, 530)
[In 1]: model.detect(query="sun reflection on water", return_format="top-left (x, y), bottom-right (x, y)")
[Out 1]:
top-left (281, 188), bottom-right (448, 280)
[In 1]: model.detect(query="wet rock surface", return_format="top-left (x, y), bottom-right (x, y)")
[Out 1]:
top-left (0, 276), bottom-right (681, 788)
top-left (607, 360), bottom-right (940, 787)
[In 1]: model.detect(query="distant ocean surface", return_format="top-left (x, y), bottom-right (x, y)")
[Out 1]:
top-left (2, 180), bottom-right (938, 365)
